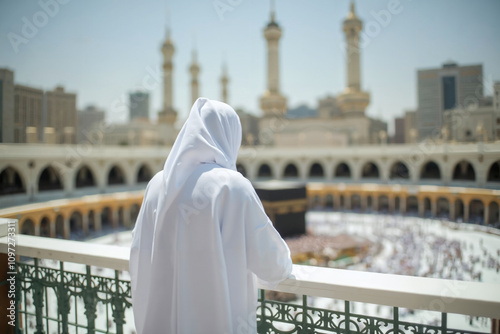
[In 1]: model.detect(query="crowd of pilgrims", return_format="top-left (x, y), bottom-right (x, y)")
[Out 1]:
top-left (302, 213), bottom-right (500, 330)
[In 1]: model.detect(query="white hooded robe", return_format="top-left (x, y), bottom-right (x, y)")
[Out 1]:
top-left (129, 98), bottom-right (292, 334)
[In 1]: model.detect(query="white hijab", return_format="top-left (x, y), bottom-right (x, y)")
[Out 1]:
top-left (130, 98), bottom-right (292, 334)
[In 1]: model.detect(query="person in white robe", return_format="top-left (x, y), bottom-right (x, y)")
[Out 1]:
top-left (129, 97), bottom-right (293, 334)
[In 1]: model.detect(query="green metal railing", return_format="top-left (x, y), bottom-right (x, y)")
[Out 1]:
top-left (15, 260), bottom-right (131, 334)
top-left (11, 259), bottom-right (488, 334)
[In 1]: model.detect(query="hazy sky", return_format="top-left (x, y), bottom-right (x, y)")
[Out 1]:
top-left (1, 0), bottom-right (499, 134)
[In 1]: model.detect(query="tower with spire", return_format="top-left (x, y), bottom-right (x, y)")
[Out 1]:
top-left (158, 26), bottom-right (177, 125)
top-left (189, 48), bottom-right (200, 107)
top-left (220, 62), bottom-right (229, 103)
top-left (260, 0), bottom-right (287, 117)
top-left (337, 1), bottom-right (370, 117)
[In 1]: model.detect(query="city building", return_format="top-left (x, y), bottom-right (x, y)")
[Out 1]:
top-left (393, 117), bottom-right (405, 144)
top-left (417, 62), bottom-right (483, 140)
top-left (14, 84), bottom-right (44, 143)
top-left (440, 81), bottom-right (500, 143)
top-left (78, 105), bottom-right (106, 143)
top-left (494, 82), bottom-right (500, 109)
top-left (129, 91), bottom-right (149, 121)
top-left (0, 68), bottom-right (77, 144)
top-left (0, 68), bottom-right (14, 143)
top-left (102, 119), bottom-right (168, 146)
top-left (45, 86), bottom-right (78, 144)
top-left (404, 110), bottom-right (417, 143)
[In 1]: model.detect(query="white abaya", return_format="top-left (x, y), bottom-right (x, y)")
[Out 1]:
top-left (129, 98), bottom-right (292, 334)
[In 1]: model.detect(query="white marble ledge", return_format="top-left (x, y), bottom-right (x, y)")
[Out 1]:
top-left (0, 233), bottom-right (499, 319)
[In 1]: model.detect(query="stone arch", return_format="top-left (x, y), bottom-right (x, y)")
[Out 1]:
top-left (394, 196), bottom-right (401, 212)
top-left (257, 163), bottom-right (273, 179)
top-left (334, 162), bottom-right (351, 178)
top-left (70, 211), bottom-right (84, 238)
top-left (423, 197), bottom-right (432, 216)
top-left (311, 195), bottom-right (321, 209)
top-left (55, 215), bottom-right (64, 238)
top-left (38, 165), bottom-right (63, 191)
top-left (455, 199), bottom-right (465, 221)
top-left (436, 197), bottom-right (450, 218)
top-left (351, 194), bottom-right (361, 211)
top-left (325, 194), bottom-right (334, 209)
top-left (101, 207), bottom-right (113, 230)
top-left (20, 218), bottom-right (35, 235)
top-left (452, 160), bottom-right (475, 181)
top-left (108, 165), bottom-right (126, 185)
top-left (420, 161), bottom-right (441, 180)
top-left (469, 199), bottom-right (484, 223)
top-left (40, 217), bottom-right (51, 237)
top-left (378, 195), bottom-right (389, 212)
top-left (308, 162), bottom-right (324, 178)
top-left (361, 162), bottom-right (380, 178)
top-left (406, 196), bottom-right (418, 214)
top-left (236, 163), bottom-right (247, 177)
top-left (87, 210), bottom-right (96, 232)
top-left (366, 196), bottom-right (373, 210)
top-left (137, 164), bottom-right (153, 183)
top-left (130, 204), bottom-right (141, 227)
top-left (389, 161), bottom-right (410, 180)
top-left (487, 160), bottom-right (500, 182)
top-left (488, 202), bottom-right (499, 226)
top-left (75, 165), bottom-right (96, 188)
top-left (0, 166), bottom-right (25, 195)
top-left (283, 163), bottom-right (299, 178)
top-left (118, 206), bottom-right (125, 227)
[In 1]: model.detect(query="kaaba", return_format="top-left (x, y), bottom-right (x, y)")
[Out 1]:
top-left (253, 181), bottom-right (307, 237)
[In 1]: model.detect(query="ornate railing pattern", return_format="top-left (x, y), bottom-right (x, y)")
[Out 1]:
top-left (15, 260), bottom-right (131, 334)
top-left (257, 290), bottom-right (488, 334)
top-left (12, 260), bottom-right (489, 334)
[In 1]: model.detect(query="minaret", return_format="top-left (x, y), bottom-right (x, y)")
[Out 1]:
top-left (220, 62), bottom-right (229, 103)
top-left (337, 1), bottom-right (370, 117)
top-left (189, 48), bottom-right (200, 107)
top-left (158, 27), bottom-right (177, 125)
top-left (259, 0), bottom-right (287, 117)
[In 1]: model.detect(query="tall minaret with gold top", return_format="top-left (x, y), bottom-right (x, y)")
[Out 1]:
top-left (260, 0), bottom-right (287, 117)
top-left (337, 1), bottom-right (370, 117)
top-left (220, 62), bottom-right (229, 103)
top-left (189, 48), bottom-right (200, 107)
top-left (158, 26), bottom-right (177, 125)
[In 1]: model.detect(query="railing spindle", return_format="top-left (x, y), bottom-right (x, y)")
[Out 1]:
top-left (84, 265), bottom-right (97, 334)
top-left (442, 312), bottom-right (448, 334)
top-left (345, 300), bottom-right (351, 334)
top-left (393, 307), bottom-right (399, 334)
top-left (57, 261), bottom-right (69, 334)
top-left (33, 258), bottom-right (44, 334)
top-left (112, 270), bottom-right (125, 334)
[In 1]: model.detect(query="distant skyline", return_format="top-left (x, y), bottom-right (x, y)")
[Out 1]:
top-left (1, 0), bottom-right (499, 134)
